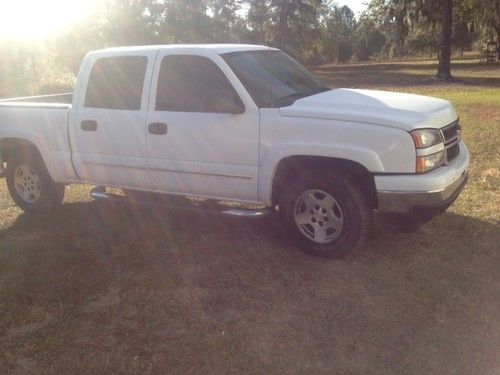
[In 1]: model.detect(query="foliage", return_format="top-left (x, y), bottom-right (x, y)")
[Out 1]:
top-left (353, 15), bottom-right (386, 60)
top-left (322, 4), bottom-right (356, 63)
top-left (1, 0), bottom-right (498, 96)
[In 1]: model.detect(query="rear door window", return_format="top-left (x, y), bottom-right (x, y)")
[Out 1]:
top-left (84, 56), bottom-right (148, 110)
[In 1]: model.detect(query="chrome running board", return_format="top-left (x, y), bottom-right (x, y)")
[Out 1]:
top-left (90, 186), bottom-right (272, 218)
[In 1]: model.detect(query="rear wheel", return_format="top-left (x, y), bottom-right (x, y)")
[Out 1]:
top-left (279, 174), bottom-right (372, 258)
top-left (6, 147), bottom-right (64, 213)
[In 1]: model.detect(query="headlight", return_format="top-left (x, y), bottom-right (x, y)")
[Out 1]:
top-left (410, 129), bottom-right (443, 148)
top-left (410, 128), bottom-right (445, 173)
top-left (416, 151), bottom-right (445, 174)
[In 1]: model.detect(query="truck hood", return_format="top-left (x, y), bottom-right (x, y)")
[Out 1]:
top-left (278, 88), bottom-right (457, 131)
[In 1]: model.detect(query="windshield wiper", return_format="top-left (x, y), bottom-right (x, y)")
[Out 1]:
top-left (272, 92), bottom-right (310, 106)
top-left (272, 86), bottom-right (331, 107)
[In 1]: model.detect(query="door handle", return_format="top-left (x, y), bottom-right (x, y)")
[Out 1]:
top-left (148, 122), bottom-right (168, 135)
top-left (81, 120), bottom-right (98, 131)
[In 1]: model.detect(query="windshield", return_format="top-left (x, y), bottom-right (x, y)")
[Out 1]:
top-left (222, 50), bottom-right (330, 108)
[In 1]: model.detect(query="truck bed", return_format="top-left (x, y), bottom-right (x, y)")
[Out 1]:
top-left (0, 92), bottom-right (73, 106)
top-left (0, 95), bottom-right (75, 182)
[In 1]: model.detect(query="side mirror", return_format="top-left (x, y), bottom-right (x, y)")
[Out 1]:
top-left (202, 90), bottom-right (245, 114)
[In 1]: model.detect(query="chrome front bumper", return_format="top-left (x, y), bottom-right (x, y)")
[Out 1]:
top-left (375, 142), bottom-right (469, 214)
top-left (377, 170), bottom-right (467, 213)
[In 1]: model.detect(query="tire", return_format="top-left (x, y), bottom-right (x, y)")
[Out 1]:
top-left (6, 147), bottom-right (65, 213)
top-left (279, 173), bottom-right (372, 258)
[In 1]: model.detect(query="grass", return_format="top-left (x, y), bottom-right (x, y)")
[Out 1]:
top-left (1, 58), bottom-right (499, 374)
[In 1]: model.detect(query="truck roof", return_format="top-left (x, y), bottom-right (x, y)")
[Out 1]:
top-left (91, 44), bottom-right (277, 55)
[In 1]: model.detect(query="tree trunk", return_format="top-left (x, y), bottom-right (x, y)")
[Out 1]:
top-left (496, 0), bottom-right (500, 60)
top-left (437, 0), bottom-right (453, 80)
top-left (277, 0), bottom-right (289, 49)
top-left (496, 26), bottom-right (500, 61)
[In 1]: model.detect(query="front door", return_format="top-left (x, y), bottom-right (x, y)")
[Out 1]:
top-left (146, 52), bottom-right (260, 201)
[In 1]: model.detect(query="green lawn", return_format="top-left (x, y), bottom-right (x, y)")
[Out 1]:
top-left (0, 59), bottom-right (499, 373)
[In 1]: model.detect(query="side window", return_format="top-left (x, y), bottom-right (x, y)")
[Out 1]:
top-left (155, 55), bottom-right (242, 112)
top-left (84, 56), bottom-right (148, 110)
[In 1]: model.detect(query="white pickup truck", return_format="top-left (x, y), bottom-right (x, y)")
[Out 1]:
top-left (0, 44), bottom-right (468, 257)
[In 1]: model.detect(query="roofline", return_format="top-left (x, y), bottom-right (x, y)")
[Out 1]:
top-left (90, 44), bottom-right (279, 55)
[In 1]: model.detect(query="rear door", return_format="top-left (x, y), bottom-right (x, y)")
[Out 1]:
top-left (70, 50), bottom-right (157, 189)
top-left (146, 51), bottom-right (260, 201)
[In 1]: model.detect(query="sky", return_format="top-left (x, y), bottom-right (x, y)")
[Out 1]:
top-left (337, 0), bottom-right (369, 16)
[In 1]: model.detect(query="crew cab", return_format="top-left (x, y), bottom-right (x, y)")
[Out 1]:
top-left (0, 44), bottom-right (469, 257)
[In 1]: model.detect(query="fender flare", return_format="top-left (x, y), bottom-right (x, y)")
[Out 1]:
top-left (0, 128), bottom-right (58, 181)
top-left (258, 143), bottom-right (384, 204)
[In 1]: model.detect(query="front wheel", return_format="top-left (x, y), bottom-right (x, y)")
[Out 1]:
top-left (279, 175), bottom-right (372, 258)
top-left (6, 147), bottom-right (64, 213)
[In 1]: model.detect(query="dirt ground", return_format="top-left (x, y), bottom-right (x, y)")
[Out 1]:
top-left (1, 58), bottom-right (499, 374)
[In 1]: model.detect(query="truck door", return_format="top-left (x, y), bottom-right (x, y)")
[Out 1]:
top-left (146, 52), bottom-right (260, 201)
top-left (70, 50), bottom-right (157, 189)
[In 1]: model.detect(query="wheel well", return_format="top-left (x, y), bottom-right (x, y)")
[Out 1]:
top-left (271, 156), bottom-right (378, 209)
top-left (0, 138), bottom-right (40, 163)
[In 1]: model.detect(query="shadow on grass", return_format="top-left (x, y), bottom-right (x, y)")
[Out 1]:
top-left (1, 199), bottom-right (498, 266)
top-left (313, 61), bottom-right (500, 88)
top-left (0, 200), bottom-right (498, 373)
top-left (314, 60), bottom-right (500, 72)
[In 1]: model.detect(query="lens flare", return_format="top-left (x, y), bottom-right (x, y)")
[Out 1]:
top-left (0, 0), bottom-right (99, 40)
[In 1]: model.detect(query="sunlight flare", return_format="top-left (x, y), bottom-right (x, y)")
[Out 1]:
top-left (0, 0), bottom-right (99, 40)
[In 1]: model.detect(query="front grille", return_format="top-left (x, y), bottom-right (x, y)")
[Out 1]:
top-left (446, 142), bottom-right (460, 162)
top-left (442, 121), bottom-right (460, 142)
top-left (441, 120), bottom-right (461, 163)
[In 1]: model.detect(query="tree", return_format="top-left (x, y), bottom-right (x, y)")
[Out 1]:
top-left (323, 4), bottom-right (356, 62)
top-left (112, 1), bottom-right (158, 44)
top-left (437, 0), bottom-right (454, 80)
top-left (368, 0), bottom-right (414, 58)
top-left (354, 15), bottom-right (386, 60)
top-left (158, 0), bottom-right (214, 43)
top-left (453, 0), bottom-right (476, 55)
top-left (270, 0), bottom-right (322, 53)
top-left (247, 0), bottom-right (271, 44)
top-left (476, 0), bottom-right (500, 60)
top-left (209, 0), bottom-right (247, 42)
top-left (370, 0), bottom-right (457, 78)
